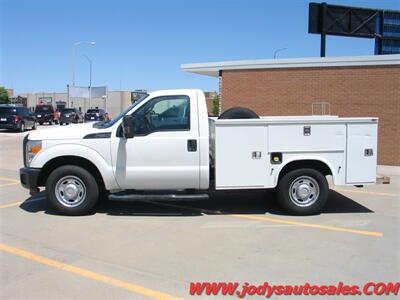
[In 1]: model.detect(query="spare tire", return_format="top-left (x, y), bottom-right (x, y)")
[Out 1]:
top-left (218, 107), bottom-right (259, 119)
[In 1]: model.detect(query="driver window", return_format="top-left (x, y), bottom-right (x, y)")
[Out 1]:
top-left (132, 95), bottom-right (190, 135)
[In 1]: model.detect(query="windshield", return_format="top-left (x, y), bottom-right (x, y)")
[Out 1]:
top-left (0, 107), bottom-right (17, 115)
top-left (87, 109), bottom-right (99, 113)
top-left (62, 108), bottom-right (75, 113)
top-left (93, 94), bottom-right (148, 129)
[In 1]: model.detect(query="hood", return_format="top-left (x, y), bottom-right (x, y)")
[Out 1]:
top-left (28, 123), bottom-right (108, 140)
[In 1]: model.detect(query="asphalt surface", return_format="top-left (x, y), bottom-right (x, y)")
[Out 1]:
top-left (0, 125), bottom-right (399, 299)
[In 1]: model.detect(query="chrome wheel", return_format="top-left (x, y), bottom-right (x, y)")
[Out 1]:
top-left (55, 176), bottom-right (86, 207)
top-left (289, 176), bottom-right (319, 207)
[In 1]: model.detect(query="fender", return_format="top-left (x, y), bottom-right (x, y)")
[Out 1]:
top-left (31, 143), bottom-right (120, 190)
top-left (273, 154), bottom-right (339, 187)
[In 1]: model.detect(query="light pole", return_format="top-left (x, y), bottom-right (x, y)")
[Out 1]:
top-left (72, 41), bottom-right (95, 86)
top-left (273, 47), bottom-right (288, 59)
top-left (82, 54), bottom-right (92, 109)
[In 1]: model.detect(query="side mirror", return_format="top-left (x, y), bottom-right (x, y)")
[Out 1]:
top-left (122, 115), bottom-right (134, 139)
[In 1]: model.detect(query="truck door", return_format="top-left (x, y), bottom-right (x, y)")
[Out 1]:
top-left (111, 94), bottom-right (201, 190)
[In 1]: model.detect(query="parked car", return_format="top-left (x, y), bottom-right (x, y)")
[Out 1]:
top-left (84, 108), bottom-right (108, 122)
top-left (34, 105), bottom-right (59, 125)
top-left (60, 108), bottom-right (84, 125)
top-left (19, 89), bottom-right (384, 216)
top-left (0, 105), bottom-right (37, 132)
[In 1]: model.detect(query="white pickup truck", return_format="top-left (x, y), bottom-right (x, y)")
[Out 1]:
top-left (20, 89), bottom-right (380, 216)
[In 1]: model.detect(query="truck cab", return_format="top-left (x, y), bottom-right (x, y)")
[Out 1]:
top-left (109, 89), bottom-right (209, 190)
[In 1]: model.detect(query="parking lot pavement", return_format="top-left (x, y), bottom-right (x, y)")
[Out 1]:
top-left (1, 128), bottom-right (399, 299)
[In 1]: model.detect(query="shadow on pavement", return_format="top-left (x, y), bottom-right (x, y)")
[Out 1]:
top-left (19, 189), bottom-right (373, 216)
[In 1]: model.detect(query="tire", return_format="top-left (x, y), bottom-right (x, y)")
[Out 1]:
top-left (276, 168), bottom-right (328, 215)
top-left (49, 120), bottom-right (53, 125)
top-left (39, 122), bottom-right (43, 125)
top-left (19, 122), bottom-right (25, 132)
top-left (59, 122), bottom-right (63, 126)
top-left (46, 165), bottom-right (99, 215)
top-left (218, 107), bottom-right (259, 119)
top-left (32, 121), bottom-right (37, 130)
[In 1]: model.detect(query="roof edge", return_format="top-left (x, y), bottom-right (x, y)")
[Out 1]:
top-left (181, 54), bottom-right (400, 77)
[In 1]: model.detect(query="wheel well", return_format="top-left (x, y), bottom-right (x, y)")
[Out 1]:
top-left (278, 160), bottom-right (332, 181)
top-left (38, 156), bottom-right (106, 191)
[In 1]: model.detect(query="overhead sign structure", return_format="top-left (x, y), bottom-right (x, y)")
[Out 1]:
top-left (309, 2), bottom-right (400, 56)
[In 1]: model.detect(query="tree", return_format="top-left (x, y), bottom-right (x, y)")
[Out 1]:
top-left (0, 87), bottom-right (9, 104)
top-left (212, 94), bottom-right (220, 116)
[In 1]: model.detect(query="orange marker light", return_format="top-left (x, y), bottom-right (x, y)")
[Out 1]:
top-left (31, 146), bottom-right (42, 154)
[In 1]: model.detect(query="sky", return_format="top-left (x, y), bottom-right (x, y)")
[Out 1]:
top-left (1, 0), bottom-right (399, 94)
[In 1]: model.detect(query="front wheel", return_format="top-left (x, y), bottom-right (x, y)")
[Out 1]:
top-left (276, 168), bottom-right (328, 215)
top-left (46, 165), bottom-right (99, 215)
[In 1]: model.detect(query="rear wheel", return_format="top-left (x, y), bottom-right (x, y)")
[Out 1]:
top-left (46, 165), bottom-right (99, 215)
top-left (276, 168), bottom-right (328, 215)
top-left (39, 122), bottom-right (43, 125)
top-left (32, 121), bottom-right (37, 130)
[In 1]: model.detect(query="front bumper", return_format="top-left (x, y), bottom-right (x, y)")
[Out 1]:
top-left (35, 116), bottom-right (52, 122)
top-left (60, 116), bottom-right (77, 123)
top-left (85, 116), bottom-right (103, 122)
top-left (20, 167), bottom-right (41, 195)
top-left (0, 123), bottom-right (18, 130)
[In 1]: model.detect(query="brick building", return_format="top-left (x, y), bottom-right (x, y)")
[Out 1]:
top-left (182, 55), bottom-right (400, 166)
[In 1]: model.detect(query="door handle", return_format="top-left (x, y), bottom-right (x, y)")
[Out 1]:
top-left (187, 139), bottom-right (197, 152)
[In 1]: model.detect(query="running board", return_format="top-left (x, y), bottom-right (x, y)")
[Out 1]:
top-left (108, 192), bottom-right (209, 202)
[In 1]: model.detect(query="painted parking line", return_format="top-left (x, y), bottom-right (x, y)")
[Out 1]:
top-left (0, 176), bottom-right (20, 188)
top-left (0, 243), bottom-right (182, 300)
top-left (0, 182), bottom-right (19, 188)
top-left (0, 201), bottom-right (23, 209)
top-left (231, 214), bottom-right (383, 237)
top-left (0, 197), bottom-right (45, 209)
top-left (334, 188), bottom-right (399, 198)
top-left (0, 176), bottom-right (19, 183)
top-left (144, 200), bottom-right (383, 238)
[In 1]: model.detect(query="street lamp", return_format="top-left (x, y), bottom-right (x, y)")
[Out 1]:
top-left (82, 54), bottom-right (92, 108)
top-left (82, 54), bottom-right (92, 87)
top-left (72, 41), bottom-right (95, 86)
top-left (273, 47), bottom-right (288, 59)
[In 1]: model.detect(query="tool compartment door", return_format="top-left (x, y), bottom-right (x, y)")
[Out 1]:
top-left (215, 124), bottom-right (267, 189)
top-left (346, 123), bottom-right (378, 184)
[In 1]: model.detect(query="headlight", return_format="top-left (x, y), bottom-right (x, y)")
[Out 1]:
top-left (26, 140), bottom-right (42, 167)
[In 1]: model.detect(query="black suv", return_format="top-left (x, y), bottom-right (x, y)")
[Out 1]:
top-left (60, 108), bottom-right (84, 125)
top-left (0, 105), bottom-right (37, 132)
top-left (34, 105), bottom-right (59, 125)
top-left (85, 108), bottom-right (108, 122)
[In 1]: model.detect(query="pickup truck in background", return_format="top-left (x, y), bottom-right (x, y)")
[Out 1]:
top-left (20, 89), bottom-right (381, 216)
top-left (34, 104), bottom-right (59, 125)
